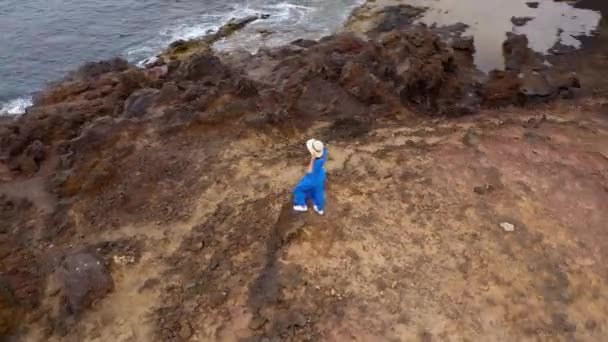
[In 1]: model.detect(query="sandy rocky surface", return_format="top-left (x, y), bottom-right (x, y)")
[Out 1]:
top-left (1, 2), bottom-right (608, 341)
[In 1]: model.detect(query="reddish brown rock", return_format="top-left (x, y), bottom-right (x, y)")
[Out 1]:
top-left (123, 88), bottom-right (160, 118)
top-left (481, 70), bottom-right (523, 106)
top-left (339, 61), bottom-right (384, 104)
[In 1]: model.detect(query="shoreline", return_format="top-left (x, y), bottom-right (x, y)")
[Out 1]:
top-left (343, 0), bottom-right (603, 73)
top-left (1, 0), bottom-right (604, 117)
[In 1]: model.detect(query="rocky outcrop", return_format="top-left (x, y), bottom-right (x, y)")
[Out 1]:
top-left (157, 14), bottom-right (270, 63)
top-left (2, 22), bottom-right (585, 181)
top-left (57, 252), bottom-right (113, 315)
top-left (482, 33), bottom-right (581, 105)
top-left (503, 33), bottom-right (542, 71)
top-left (345, 4), bottom-right (425, 36)
top-left (371, 5), bottom-right (426, 34)
top-left (123, 88), bottom-right (160, 118)
top-left (0, 195), bottom-right (44, 338)
top-left (511, 16), bottom-right (534, 27)
top-left (0, 60), bottom-right (158, 178)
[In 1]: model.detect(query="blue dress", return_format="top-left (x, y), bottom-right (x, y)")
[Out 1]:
top-left (292, 148), bottom-right (327, 210)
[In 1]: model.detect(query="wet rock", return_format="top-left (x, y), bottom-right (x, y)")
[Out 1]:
top-left (112, 254), bottom-right (136, 266)
top-left (159, 14), bottom-right (268, 62)
top-left (323, 116), bottom-right (372, 141)
top-left (57, 252), bottom-right (113, 315)
top-left (511, 16), bottom-right (534, 27)
top-left (290, 39), bottom-right (318, 49)
top-left (419, 331), bottom-right (433, 342)
top-left (499, 222), bottom-right (515, 232)
top-left (436, 23), bottom-right (470, 37)
top-left (242, 26), bottom-right (474, 115)
top-left (452, 36), bottom-right (475, 52)
top-left (503, 33), bottom-right (541, 71)
top-left (115, 69), bottom-right (154, 98)
top-left (123, 88), bottom-right (159, 118)
top-left (339, 61), bottom-right (383, 104)
top-left (243, 109), bottom-right (287, 128)
top-left (1, 13), bottom-right (603, 342)
top-left (373, 5), bottom-right (426, 34)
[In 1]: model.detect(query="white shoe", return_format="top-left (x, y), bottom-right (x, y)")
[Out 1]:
top-left (313, 205), bottom-right (325, 215)
top-left (293, 205), bottom-right (308, 212)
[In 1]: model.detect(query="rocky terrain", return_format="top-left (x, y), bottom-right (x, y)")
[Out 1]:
top-left (1, 3), bottom-right (608, 342)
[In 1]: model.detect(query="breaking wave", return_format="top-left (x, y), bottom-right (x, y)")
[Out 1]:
top-left (0, 97), bottom-right (33, 116)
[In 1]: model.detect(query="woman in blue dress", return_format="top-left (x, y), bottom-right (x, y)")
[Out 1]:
top-left (293, 139), bottom-right (327, 215)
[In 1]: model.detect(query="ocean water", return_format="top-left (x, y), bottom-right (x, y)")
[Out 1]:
top-left (0, 0), bottom-right (362, 115)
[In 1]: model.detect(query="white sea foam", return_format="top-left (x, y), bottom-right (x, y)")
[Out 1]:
top-left (126, 13), bottom-right (228, 65)
top-left (126, 1), bottom-right (332, 64)
top-left (0, 96), bottom-right (32, 116)
top-left (213, 1), bottom-right (356, 52)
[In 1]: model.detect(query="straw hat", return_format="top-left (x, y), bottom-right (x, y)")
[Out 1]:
top-left (306, 139), bottom-right (324, 158)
